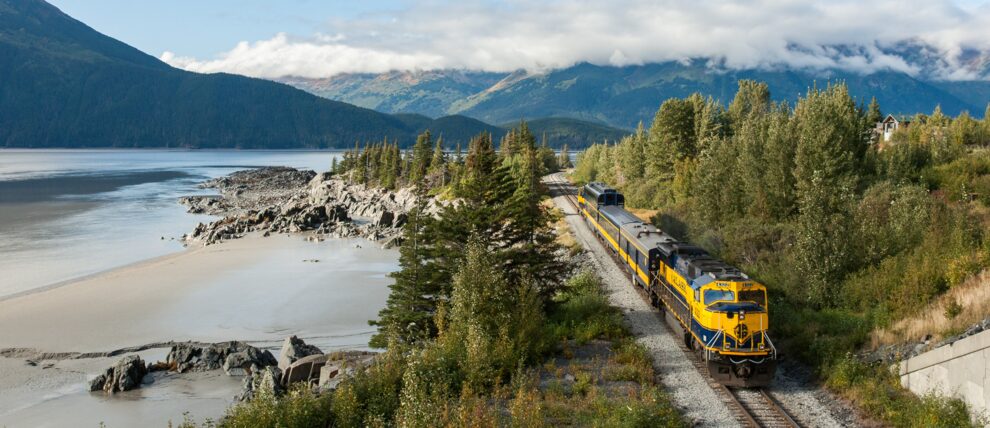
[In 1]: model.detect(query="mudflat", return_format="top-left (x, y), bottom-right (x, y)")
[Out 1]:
top-left (0, 234), bottom-right (397, 427)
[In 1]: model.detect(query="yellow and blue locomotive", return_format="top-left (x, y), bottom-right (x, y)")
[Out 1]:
top-left (578, 182), bottom-right (777, 387)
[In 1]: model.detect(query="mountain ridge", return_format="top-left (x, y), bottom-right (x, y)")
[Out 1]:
top-left (284, 61), bottom-right (990, 129)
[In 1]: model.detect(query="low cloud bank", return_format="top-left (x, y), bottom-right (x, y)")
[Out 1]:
top-left (161, 0), bottom-right (990, 80)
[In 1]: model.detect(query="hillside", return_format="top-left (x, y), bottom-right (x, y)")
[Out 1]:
top-left (500, 117), bottom-right (630, 148)
top-left (0, 0), bottom-right (493, 148)
top-left (287, 62), bottom-right (990, 129)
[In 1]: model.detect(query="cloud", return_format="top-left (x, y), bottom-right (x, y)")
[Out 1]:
top-left (161, 0), bottom-right (990, 80)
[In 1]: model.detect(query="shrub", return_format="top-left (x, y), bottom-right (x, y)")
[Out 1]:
top-left (220, 384), bottom-right (332, 428)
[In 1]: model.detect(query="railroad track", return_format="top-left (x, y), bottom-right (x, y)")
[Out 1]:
top-left (546, 173), bottom-right (801, 428)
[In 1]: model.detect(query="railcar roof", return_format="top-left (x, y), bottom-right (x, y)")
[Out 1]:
top-left (600, 205), bottom-right (641, 225)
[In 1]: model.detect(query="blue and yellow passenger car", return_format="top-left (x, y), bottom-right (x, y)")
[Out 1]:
top-left (578, 182), bottom-right (777, 387)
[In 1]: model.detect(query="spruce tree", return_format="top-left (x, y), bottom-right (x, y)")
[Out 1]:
top-left (369, 196), bottom-right (438, 347)
top-left (409, 131), bottom-right (433, 184)
top-left (557, 144), bottom-right (571, 168)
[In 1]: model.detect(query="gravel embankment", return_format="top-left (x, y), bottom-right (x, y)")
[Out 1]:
top-left (547, 174), bottom-right (860, 428)
top-left (548, 177), bottom-right (737, 427)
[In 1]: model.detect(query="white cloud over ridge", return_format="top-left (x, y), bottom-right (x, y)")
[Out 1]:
top-left (161, 0), bottom-right (990, 81)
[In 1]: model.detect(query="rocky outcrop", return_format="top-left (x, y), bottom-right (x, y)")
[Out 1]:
top-left (181, 168), bottom-right (439, 246)
top-left (162, 341), bottom-right (277, 375)
top-left (278, 335), bottom-right (323, 371)
top-left (864, 316), bottom-right (990, 364)
top-left (89, 355), bottom-right (148, 393)
top-left (237, 366), bottom-right (285, 402)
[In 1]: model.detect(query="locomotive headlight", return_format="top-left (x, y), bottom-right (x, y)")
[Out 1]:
top-left (759, 343), bottom-right (765, 350)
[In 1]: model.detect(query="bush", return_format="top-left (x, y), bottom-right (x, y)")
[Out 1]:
top-left (546, 271), bottom-right (627, 345)
top-left (220, 384), bottom-right (332, 428)
top-left (826, 357), bottom-right (983, 428)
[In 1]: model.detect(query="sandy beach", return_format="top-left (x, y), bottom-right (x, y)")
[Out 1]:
top-left (0, 233), bottom-right (398, 427)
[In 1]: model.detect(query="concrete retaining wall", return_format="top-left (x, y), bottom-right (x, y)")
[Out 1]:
top-left (899, 329), bottom-right (990, 419)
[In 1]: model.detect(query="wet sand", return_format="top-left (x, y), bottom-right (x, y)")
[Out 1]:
top-left (0, 234), bottom-right (397, 427)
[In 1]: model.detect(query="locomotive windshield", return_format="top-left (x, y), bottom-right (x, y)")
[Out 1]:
top-left (704, 289), bottom-right (734, 305)
top-left (738, 290), bottom-right (767, 307)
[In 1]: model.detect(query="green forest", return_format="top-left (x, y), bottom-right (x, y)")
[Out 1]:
top-left (185, 124), bottom-right (684, 427)
top-left (572, 81), bottom-right (990, 426)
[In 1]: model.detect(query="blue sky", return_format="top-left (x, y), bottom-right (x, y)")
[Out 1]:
top-left (48, 0), bottom-right (403, 57)
top-left (48, 0), bottom-right (990, 80)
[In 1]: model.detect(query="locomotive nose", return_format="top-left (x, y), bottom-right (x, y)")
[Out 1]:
top-left (734, 363), bottom-right (753, 379)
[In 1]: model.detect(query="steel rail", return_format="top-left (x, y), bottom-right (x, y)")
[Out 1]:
top-left (547, 173), bottom-right (801, 428)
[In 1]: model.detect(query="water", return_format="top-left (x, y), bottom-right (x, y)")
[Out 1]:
top-left (0, 149), bottom-right (339, 297)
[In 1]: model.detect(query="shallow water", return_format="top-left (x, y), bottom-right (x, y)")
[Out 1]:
top-left (0, 150), bottom-right (399, 427)
top-left (0, 149), bottom-right (340, 297)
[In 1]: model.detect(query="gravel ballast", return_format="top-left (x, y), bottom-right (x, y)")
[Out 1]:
top-left (548, 174), bottom-right (859, 428)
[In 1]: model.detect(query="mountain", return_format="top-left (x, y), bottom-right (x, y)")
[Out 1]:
top-left (0, 0), bottom-right (494, 148)
top-left (278, 71), bottom-right (506, 119)
top-left (502, 118), bottom-right (630, 148)
top-left (393, 113), bottom-right (506, 144)
top-left (286, 62), bottom-right (990, 130)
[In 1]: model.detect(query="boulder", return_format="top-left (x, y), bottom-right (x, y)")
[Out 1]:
top-left (282, 353), bottom-right (328, 386)
top-left (373, 210), bottom-right (395, 228)
top-left (278, 336), bottom-right (323, 371)
top-left (89, 355), bottom-right (148, 393)
top-left (238, 366), bottom-right (285, 401)
top-left (165, 342), bottom-right (276, 375)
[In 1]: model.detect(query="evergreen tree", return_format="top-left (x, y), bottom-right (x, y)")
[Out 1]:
top-left (370, 196), bottom-right (438, 347)
top-left (557, 144), bottom-right (571, 168)
top-left (409, 131), bottom-right (433, 184)
top-left (427, 136), bottom-right (447, 187)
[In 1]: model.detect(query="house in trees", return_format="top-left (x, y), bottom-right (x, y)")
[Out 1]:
top-left (877, 114), bottom-right (912, 142)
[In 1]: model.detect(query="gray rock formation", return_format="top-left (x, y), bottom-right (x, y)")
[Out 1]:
top-left (181, 168), bottom-right (440, 246)
top-left (89, 355), bottom-right (148, 393)
top-left (278, 335), bottom-right (323, 371)
top-left (237, 366), bottom-right (285, 402)
top-left (164, 341), bottom-right (276, 374)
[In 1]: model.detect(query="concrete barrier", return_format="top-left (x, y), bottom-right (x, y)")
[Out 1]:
top-left (899, 329), bottom-right (990, 420)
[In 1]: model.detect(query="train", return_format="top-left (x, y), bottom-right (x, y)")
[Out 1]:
top-left (578, 182), bottom-right (777, 387)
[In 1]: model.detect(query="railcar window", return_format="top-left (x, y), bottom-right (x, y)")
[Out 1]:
top-left (704, 290), bottom-right (734, 305)
top-left (738, 290), bottom-right (766, 307)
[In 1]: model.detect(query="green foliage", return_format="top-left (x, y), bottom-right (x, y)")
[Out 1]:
top-left (590, 387), bottom-right (685, 428)
top-left (220, 384), bottom-right (332, 428)
top-left (573, 78), bottom-right (990, 423)
top-left (826, 358), bottom-right (984, 428)
top-left (330, 346), bottom-right (407, 427)
top-left (546, 271), bottom-right (627, 344)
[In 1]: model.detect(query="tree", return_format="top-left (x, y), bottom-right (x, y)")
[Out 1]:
top-left (728, 80), bottom-right (771, 125)
top-left (557, 144), bottom-right (571, 168)
top-left (790, 83), bottom-right (864, 306)
top-left (647, 98), bottom-right (698, 183)
top-left (409, 131), bottom-right (433, 184)
top-left (427, 136), bottom-right (448, 187)
top-left (370, 198), bottom-right (441, 347)
top-left (866, 97), bottom-right (882, 129)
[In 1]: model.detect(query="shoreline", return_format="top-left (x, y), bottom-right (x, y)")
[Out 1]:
top-left (0, 232), bottom-right (398, 427)
top-left (0, 243), bottom-right (202, 304)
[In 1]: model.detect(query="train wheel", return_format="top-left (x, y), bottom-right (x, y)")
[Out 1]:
top-left (684, 332), bottom-right (694, 350)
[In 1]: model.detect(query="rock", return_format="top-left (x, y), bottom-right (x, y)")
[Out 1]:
top-left (278, 336), bottom-right (323, 371)
top-left (318, 365), bottom-right (341, 388)
top-left (373, 210), bottom-right (395, 228)
top-left (182, 168), bottom-right (434, 245)
top-left (238, 366), bottom-right (284, 402)
top-left (165, 342), bottom-right (276, 375)
top-left (282, 354), bottom-right (328, 386)
top-left (89, 355), bottom-right (148, 393)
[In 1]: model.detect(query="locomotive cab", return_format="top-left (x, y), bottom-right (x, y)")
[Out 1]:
top-left (695, 279), bottom-right (777, 386)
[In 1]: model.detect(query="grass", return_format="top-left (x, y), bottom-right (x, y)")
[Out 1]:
top-left (826, 357), bottom-right (985, 427)
top-left (871, 269), bottom-right (990, 348)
